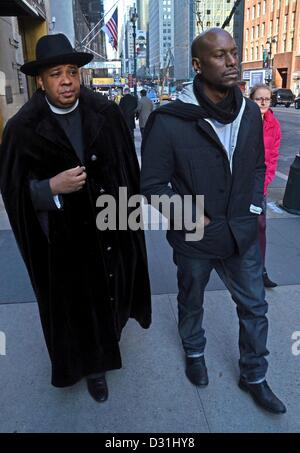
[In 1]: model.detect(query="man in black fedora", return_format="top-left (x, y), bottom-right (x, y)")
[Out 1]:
top-left (0, 33), bottom-right (151, 403)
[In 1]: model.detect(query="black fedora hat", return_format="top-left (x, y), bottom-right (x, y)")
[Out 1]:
top-left (20, 33), bottom-right (94, 76)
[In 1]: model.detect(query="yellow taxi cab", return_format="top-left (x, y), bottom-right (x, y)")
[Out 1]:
top-left (160, 93), bottom-right (171, 101)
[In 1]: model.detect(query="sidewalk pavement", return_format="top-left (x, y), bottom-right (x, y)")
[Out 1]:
top-left (0, 127), bottom-right (300, 433)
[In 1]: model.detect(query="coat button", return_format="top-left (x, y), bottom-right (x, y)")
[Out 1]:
top-left (109, 273), bottom-right (114, 278)
top-left (106, 246), bottom-right (112, 252)
top-left (99, 187), bottom-right (105, 194)
top-left (91, 154), bottom-right (98, 162)
top-left (110, 297), bottom-right (115, 302)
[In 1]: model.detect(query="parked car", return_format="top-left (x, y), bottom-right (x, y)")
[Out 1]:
top-left (271, 88), bottom-right (295, 108)
top-left (294, 96), bottom-right (300, 109)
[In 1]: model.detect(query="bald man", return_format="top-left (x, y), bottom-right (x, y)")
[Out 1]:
top-left (141, 29), bottom-right (286, 414)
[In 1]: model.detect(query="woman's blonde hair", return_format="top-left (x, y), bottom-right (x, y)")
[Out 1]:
top-left (249, 84), bottom-right (272, 100)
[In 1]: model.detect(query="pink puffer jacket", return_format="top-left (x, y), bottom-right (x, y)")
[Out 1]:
top-left (263, 109), bottom-right (281, 195)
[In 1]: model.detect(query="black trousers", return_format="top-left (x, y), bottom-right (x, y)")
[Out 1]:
top-left (174, 241), bottom-right (269, 383)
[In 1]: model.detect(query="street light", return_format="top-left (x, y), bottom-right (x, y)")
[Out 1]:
top-left (130, 5), bottom-right (138, 97)
top-left (265, 37), bottom-right (277, 85)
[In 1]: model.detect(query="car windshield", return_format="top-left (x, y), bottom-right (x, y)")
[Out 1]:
top-left (148, 91), bottom-right (157, 99)
top-left (276, 89), bottom-right (293, 96)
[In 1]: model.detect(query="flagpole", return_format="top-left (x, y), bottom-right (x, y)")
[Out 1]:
top-left (80, 0), bottom-right (120, 46)
top-left (84, 28), bottom-right (103, 48)
top-left (82, 45), bottom-right (107, 61)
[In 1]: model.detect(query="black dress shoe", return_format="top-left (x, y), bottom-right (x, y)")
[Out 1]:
top-left (239, 379), bottom-right (286, 414)
top-left (185, 356), bottom-right (209, 387)
top-left (87, 374), bottom-right (108, 403)
top-left (263, 272), bottom-right (277, 288)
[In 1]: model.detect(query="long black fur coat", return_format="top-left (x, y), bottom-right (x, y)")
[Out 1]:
top-left (0, 87), bottom-right (151, 387)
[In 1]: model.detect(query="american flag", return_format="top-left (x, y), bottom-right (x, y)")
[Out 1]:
top-left (102, 8), bottom-right (118, 51)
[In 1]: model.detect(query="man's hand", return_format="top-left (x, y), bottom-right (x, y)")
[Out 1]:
top-left (204, 216), bottom-right (211, 227)
top-left (50, 166), bottom-right (87, 195)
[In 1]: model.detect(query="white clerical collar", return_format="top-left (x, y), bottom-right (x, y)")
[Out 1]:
top-left (45, 97), bottom-right (79, 115)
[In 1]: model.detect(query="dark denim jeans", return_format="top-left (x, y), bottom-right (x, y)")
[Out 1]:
top-left (258, 197), bottom-right (267, 265)
top-left (174, 241), bottom-right (269, 382)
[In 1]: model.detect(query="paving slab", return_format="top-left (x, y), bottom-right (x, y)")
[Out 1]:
top-left (0, 296), bottom-right (209, 433)
top-left (168, 286), bottom-right (300, 432)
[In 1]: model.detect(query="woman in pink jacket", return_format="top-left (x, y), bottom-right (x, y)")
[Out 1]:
top-left (250, 84), bottom-right (282, 288)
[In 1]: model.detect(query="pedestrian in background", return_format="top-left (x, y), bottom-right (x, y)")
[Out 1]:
top-left (136, 89), bottom-right (153, 139)
top-left (250, 84), bottom-right (281, 288)
top-left (0, 34), bottom-right (151, 403)
top-left (119, 87), bottom-right (138, 139)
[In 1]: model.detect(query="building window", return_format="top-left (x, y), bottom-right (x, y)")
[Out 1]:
top-left (252, 5), bottom-right (256, 19)
top-left (246, 29), bottom-right (249, 41)
top-left (283, 15), bottom-right (288, 33)
top-left (251, 26), bottom-right (254, 40)
top-left (283, 39), bottom-right (286, 52)
top-left (262, 23), bottom-right (265, 37)
top-left (257, 3), bottom-right (261, 16)
top-left (291, 12), bottom-right (295, 30)
top-left (245, 48), bottom-right (248, 61)
top-left (257, 25), bottom-right (260, 38)
top-left (247, 8), bottom-right (250, 20)
top-left (250, 47), bottom-right (254, 60)
top-left (263, 0), bottom-right (266, 15)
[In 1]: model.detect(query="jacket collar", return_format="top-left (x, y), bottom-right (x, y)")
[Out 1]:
top-left (34, 88), bottom-right (107, 154)
top-left (179, 83), bottom-right (248, 154)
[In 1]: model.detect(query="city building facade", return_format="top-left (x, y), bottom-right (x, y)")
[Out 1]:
top-left (149, 0), bottom-right (174, 77)
top-left (195, 0), bottom-right (235, 34)
top-left (241, 0), bottom-right (300, 94)
top-left (233, 0), bottom-right (245, 64)
top-left (174, 0), bottom-right (195, 81)
top-left (137, 0), bottom-right (149, 30)
top-left (0, 0), bottom-right (51, 138)
top-left (79, 0), bottom-right (107, 60)
top-left (137, 0), bottom-right (150, 72)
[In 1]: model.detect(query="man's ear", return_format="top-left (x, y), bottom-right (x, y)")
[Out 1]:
top-left (192, 57), bottom-right (202, 74)
top-left (37, 75), bottom-right (45, 91)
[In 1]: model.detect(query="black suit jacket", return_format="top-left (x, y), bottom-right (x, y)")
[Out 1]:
top-left (141, 98), bottom-right (266, 259)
